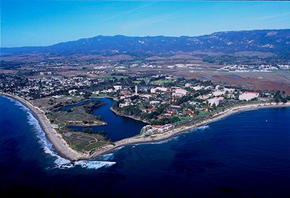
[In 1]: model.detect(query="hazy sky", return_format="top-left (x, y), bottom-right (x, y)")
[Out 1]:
top-left (1, 0), bottom-right (290, 47)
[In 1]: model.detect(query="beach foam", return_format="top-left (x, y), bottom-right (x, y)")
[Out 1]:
top-left (8, 97), bottom-right (116, 170)
top-left (74, 160), bottom-right (116, 169)
top-left (101, 153), bottom-right (115, 161)
top-left (197, 125), bottom-right (210, 130)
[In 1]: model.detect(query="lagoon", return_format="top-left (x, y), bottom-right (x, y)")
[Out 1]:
top-left (1, 96), bottom-right (290, 197)
top-left (69, 98), bottom-right (145, 141)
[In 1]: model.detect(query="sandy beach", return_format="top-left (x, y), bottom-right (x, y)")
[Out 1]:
top-left (0, 93), bottom-right (90, 161)
top-left (1, 92), bottom-right (290, 161)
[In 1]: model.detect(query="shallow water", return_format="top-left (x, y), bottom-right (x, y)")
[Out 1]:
top-left (0, 96), bottom-right (290, 197)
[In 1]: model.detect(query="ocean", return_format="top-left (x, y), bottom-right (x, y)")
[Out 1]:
top-left (0, 95), bottom-right (290, 198)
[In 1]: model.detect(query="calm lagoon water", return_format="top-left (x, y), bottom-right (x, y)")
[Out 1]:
top-left (69, 98), bottom-right (145, 141)
top-left (0, 95), bottom-right (290, 197)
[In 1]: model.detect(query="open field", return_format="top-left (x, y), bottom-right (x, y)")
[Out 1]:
top-left (177, 70), bottom-right (290, 94)
top-left (62, 131), bottom-right (109, 152)
top-left (33, 97), bottom-right (110, 153)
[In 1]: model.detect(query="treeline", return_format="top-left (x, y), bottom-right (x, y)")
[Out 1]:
top-left (274, 91), bottom-right (289, 103)
top-left (83, 100), bottom-right (105, 114)
top-left (150, 116), bottom-right (180, 125)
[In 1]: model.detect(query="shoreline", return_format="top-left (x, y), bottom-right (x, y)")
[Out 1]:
top-left (1, 93), bottom-right (290, 161)
top-left (92, 96), bottom-right (149, 124)
top-left (90, 100), bottom-right (290, 158)
top-left (0, 93), bottom-right (90, 161)
top-left (110, 106), bottom-right (150, 124)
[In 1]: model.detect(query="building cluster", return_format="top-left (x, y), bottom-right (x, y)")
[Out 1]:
top-left (218, 64), bottom-right (282, 72)
top-left (0, 75), bottom-right (98, 99)
top-left (95, 76), bottom-right (263, 126)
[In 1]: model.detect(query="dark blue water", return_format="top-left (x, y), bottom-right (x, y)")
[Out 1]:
top-left (0, 95), bottom-right (290, 198)
top-left (69, 98), bottom-right (145, 141)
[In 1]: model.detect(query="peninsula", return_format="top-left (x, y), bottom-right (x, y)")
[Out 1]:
top-left (1, 73), bottom-right (289, 161)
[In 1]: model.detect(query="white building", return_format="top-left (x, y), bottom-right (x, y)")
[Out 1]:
top-left (208, 97), bottom-right (224, 106)
top-left (68, 89), bottom-right (77, 95)
top-left (152, 124), bottom-right (173, 133)
top-left (212, 90), bottom-right (225, 97)
top-left (150, 101), bottom-right (160, 105)
top-left (135, 85), bottom-right (138, 95)
top-left (192, 85), bottom-right (204, 91)
top-left (113, 85), bottom-right (122, 91)
top-left (150, 87), bottom-right (168, 93)
top-left (239, 92), bottom-right (259, 101)
top-left (119, 102), bottom-right (132, 108)
top-left (172, 88), bottom-right (188, 97)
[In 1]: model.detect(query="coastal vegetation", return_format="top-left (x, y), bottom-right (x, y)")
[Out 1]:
top-left (35, 98), bottom-right (112, 152)
top-left (46, 100), bottom-right (105, 127)
top-left (62, 131), bottom-right (110, 152)
top-left (1, 71), bottom-right (290, 159)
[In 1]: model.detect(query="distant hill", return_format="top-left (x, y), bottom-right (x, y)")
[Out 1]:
top-left (1, 29), bottom-right (290, 56)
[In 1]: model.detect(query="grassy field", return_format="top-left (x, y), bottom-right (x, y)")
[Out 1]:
top-left (90, 93), bottom-right (110, 98)
top-left (62, 131), bottom-right (110, 152)
top-left (151, 79), bottom-right (176, 85)
top-left (42, 98), bottom-right (111, 152)
top-left (48, 106), bottom-right (96, 123)
top-left (32, 95), bottom-right (84, 111)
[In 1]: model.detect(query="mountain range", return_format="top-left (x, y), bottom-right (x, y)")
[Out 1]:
top-left (1, 29), bottom-right (290, 57)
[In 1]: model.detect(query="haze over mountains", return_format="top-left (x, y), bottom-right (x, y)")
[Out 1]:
top-left (1, 29), bottom-right (290, 57)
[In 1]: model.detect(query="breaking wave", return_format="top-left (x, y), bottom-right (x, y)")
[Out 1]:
top-left (183, 125), bottom-right (210, 134)
top-left (7, 97), bottom-right (116, 170)
top-left (74, 160), bottom-right (116, 169)
top-left (100, 153), bottom-right (115, 161)
top-left (197, 125), bottom-right (210, 130)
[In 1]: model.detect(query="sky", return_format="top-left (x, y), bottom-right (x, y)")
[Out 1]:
top-left (1, 0), bottom-right (290, 47)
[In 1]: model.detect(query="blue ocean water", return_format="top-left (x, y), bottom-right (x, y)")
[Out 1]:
top-left (0, 95), bottom-right (290, 198)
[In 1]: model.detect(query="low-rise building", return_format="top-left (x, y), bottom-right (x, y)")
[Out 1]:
top-left (113, 85), bottom-right (122, 91)
top-left (239, 92), bottom-right (259, 101)
top-left (172, 88), bottom-right (187, 97)
top-left (208, 97), bottom-right (224, 106)
top-left (151, 87), bottom-right (168, 93)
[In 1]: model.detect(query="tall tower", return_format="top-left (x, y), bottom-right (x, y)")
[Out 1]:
top-left (135, 85), bottom-right (138, 95)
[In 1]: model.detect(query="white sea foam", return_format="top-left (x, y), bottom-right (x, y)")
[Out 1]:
top-left (197, 125), bottom-right (210, 130)
top-left (114, 146), bottom-right (124, 151)
top-left (74, 160), bottom-right (116, 169)
top-left (101, 153), bottom-right (115, 161)
top-left (26, 109), bottom-right (71, 166)
top-left (183, 125), bottom-right (210, 134)
top-left (7, 97), bottom-right (116, 170)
